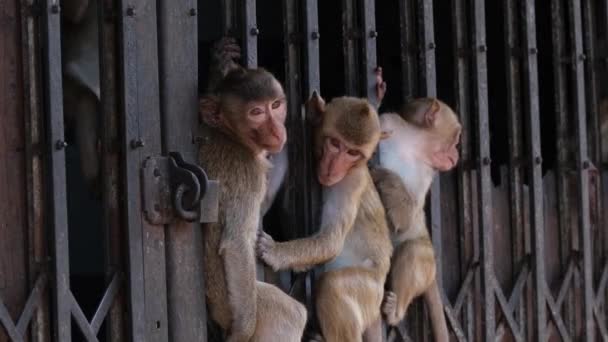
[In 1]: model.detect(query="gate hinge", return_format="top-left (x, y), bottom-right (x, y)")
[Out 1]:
top-left (141, 152), bottom-right (219, 225)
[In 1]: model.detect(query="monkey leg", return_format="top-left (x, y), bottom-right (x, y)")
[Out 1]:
top-left (316, 268), bottom-right (384, 342)
top-left (362, 317), bottom-right (383, 342)
top-left (251, 281), bottom-right (307, 342)
top-left (384, 238), bottom-right (436, 326)
top-left (423, 280), bottom-right (449, 342)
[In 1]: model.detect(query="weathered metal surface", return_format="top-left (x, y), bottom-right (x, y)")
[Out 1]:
top-left (342, 0), bottom-right (358, 95)
top-left (471, 1), bottom-right (495, 341)
top-left (118, 0), bottom-right (168, 340)
top-left (567, 1), bottom-right (594, 340)
top-left (243, 0), bottom-right (257, 68)
top-left (398, 0), bottom-right (417, 100)
top-left (360, 0), bottom-right (378, 106)
top-left (98, 0), bottom-right (127, 339)
top-left (521, 1), bottom-right (547, 340)
top-left (41, 0), bottom-right (71, 340)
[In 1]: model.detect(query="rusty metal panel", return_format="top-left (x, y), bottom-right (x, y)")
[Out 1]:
top-left (470, 1), bottom-right (495, 340)
top-left (398, 0), bottom-right (417, 100)
top-left (157, 0), bottom-right (207, 341)
top-left (360, 0), bottom-right (378, 105)
top-left (118, 0), bottom-right (168, 340)
top-left (41, 0), bottom-right (71, 340)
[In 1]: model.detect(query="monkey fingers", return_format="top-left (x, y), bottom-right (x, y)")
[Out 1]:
top-left (375, 67), bottom-right (387, 105)
top-left (256, 230), bottom-right (281, 271)
top-left (382, 291), bottom-right (399, 326)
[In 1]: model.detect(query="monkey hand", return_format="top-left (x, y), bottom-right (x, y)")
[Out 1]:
top-left (382, 291), bottom-right (400, 326)
top-left (211, 37), bottom-right (241, 76)
top-left (375, 66), bottom-right (387, 107)
top-left (256, 230), bottom-right (283, 271)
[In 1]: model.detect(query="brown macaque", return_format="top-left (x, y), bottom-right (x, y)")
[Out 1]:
top-left (198, 55), bottom-right (307, 340)
top-left (371, 98), bottom-right (461, 342)
top-left (61, 0), bottom-right (101, 195)
top-left (257, 93), bottom-right (393, 342)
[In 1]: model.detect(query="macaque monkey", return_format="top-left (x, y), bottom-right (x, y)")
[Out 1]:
top-left (371, 98), bottom-right (461, 341)
top-left (61, 0), bottom-right (102, 195)
top-left (199, 62), bottom-right (306, 341)
top-left (257, 93), bottom-right (393, 342)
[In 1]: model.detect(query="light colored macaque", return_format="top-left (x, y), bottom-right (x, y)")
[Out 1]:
top-left (257, 93), bottom-right (393, 342)
top-left (372, 98), bottom-right (461, 342)
top-left (61, 0), bottom-right (101, 194)
top-left (199, 65), bottom-right (306, 342)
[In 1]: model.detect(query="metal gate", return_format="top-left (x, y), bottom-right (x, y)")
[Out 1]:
top-left (1, 0), bottom-right (607, 341)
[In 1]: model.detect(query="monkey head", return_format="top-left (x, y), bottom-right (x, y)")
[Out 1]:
top-left (389, 98), bottom-right (461, 172)
top-left (308, 92), bottom-right (391, 186)
top-left (200, 68), bottom-right (287, 154)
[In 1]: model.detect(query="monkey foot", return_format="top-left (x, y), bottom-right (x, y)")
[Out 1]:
top-left (382, 291), bottom-right (400, 326)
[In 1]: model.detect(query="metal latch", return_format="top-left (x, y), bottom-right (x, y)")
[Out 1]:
top-left (141, 152), bottom-right (219, 225)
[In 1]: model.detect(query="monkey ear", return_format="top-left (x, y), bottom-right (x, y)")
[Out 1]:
top-left (306, 90), bottom-right (326, 125)
top-left (424, 98), bottom-right (441, 127)
top-left (380, 130), bottom-right (393, 140)
top-left (200, 96), bottom-right (222, 127)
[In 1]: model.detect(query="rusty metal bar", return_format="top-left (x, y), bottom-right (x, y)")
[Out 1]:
top-left (502, 1), bottom-right (528, 338)
top-left (157, 0), bottom-right (207, 340)
top-left (398, 0), bottom-right (417, 100)
top-left (98, 0), bottom-right (127, 340)
top-left (581, 0), bottom-right (600, 166)
top-left (550, 0), bottom-right (577, 334)
top-left (222, 0), bottom-right (235, 35)
top-left (243, 0), bottom-right (257, 68)
top-left (451, 0), bottom-right (475, 339)
top-left (342, 0), bottom-right (358, 95)
top-left (42, 0), bottom-right (71, 340)
top-left (471, 0), bottom-right (495, 340)
top-left (567, 1), bottom-right (595, 339)
top-left (360, 0), bottom-right (378, 105)
top-left (118, 0), bottom-right (168, 340)
top-left (521, 1), bottom-right (547, 340)
top-left (21, 0), bottom-right (51, 339)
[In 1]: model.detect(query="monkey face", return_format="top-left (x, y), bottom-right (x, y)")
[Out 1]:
top-left (317, 135), bottom-right (363, 186)
top-left (242, 95), bottom-right (288, 154)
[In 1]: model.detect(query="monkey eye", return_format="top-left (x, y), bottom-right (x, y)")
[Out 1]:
top-left (347, 149), bottom-right (361, 157)
top-left (249, 107), bottom-right (264, 116)
top-left (271, 100), bottom-right (282, 109)
top-left (326, 137), bottom-right (341, 152)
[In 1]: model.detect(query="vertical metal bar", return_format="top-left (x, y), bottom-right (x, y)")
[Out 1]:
top-left (567, 1), bottom-right (594, 339)
top-left (119, 0), bottom-right (168, 340)
top-left (98, 0), bottom-right (126, 340)
top-left (21, 0), bottom-right (51, 339)
top-left (222, 0), bottom-right (235, 35)
top-left (502, 1), bottom-right (528, 337)
top-left (243, 0), bottom-right (257, 68)
top-left (303, 0), bottom-right (321, 314)
top-left (521, 1), bottom-right (547, 340)
top-left (342, 0), bottom-right (358, 95)
top-left (451, 0), bottom-right (475, 338)
top-left (581, 0), bottom-right (600, 166)
top-left (42, 0), bottom-right (71, 341)
top-left (471, 0), bottom-right (495, 340)
top-left (158, 0), bottom-right (207, 341)
top-left (399, 0), bottom-right (417, 100)
top-left (360, 0), bottom-right (378, 105)
top-left (551, 0), bottom-right (577, 333)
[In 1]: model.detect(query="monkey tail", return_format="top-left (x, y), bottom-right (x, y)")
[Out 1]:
top-left (423, 280), bottom-right (449, 342)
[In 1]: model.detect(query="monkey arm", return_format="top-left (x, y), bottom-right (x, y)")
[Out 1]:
top-left (258, 185), bottom-right (361, 272)
top-left (371, 167), bottom-right (417, 233)
top-left (218, 202), bottom-right (259, 341)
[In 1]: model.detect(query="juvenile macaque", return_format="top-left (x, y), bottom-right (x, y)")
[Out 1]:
top-left (199, 59), bottom-right (306, 341)
top-left (371, 98), bottom-right (461, 341)
top-left (257, 93), bottom-right (393, 342)
top-left (61, 0), bottom-right (101, 194)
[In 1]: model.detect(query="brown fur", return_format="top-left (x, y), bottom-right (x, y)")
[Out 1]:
top-left (257, 96), bottom-right (392, 342)
top-left (199, 40), bottom-right (306, 342)
top-left (372, 98), bottom-right (462, 342)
